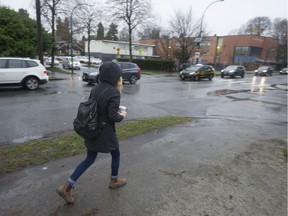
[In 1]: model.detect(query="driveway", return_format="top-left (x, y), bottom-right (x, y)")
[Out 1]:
top-left (0, 72), bottom-right (287, 215)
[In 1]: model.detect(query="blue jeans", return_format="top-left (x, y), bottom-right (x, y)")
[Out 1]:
top-left (68, 149), bottom-right (120, 186)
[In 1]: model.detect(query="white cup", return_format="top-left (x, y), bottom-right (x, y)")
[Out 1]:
top-left (119, 106), bottom-right (127, 112)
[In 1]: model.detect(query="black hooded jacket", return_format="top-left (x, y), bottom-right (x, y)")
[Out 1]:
top-left (84, 62), bottom-right (123, 153)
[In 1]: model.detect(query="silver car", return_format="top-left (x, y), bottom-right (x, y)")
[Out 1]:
top-left (62, 57), bottom-right (81, 70)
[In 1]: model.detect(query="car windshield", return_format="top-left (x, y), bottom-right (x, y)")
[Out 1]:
top-left (225, 65), bottom-right (238, 70)
top-left (185, 65), bottom-right (201, 72)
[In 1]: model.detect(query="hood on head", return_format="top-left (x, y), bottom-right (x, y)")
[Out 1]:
top-left (99, 62), bottom-right (122, 85)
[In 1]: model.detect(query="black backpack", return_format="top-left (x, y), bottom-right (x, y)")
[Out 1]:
top-left (73, 88), bottom-right (107, 140)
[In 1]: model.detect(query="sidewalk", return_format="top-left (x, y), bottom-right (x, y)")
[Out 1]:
top-left (0, 119), bottom-right (286, 216)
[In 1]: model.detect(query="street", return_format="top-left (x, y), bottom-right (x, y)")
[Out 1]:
top-left (0, 71), bottom-right (287, 215)
top-left (0, 71), bottom-right (286, 146)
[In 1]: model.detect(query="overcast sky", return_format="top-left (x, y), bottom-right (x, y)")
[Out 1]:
top-left (0, 0), bottom-right (287, 36)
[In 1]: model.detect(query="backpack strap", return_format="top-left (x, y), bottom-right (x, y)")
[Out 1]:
top-left (90, 86), bottom-right (108, 101)
top-left (96, 87), bottom-right (108, 101)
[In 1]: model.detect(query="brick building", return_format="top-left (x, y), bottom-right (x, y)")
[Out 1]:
top-left (139, 35), bottom-right (278, 70)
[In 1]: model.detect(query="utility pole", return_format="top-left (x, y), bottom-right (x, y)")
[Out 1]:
top-left (36, 0), bottom-right (44, 65)
top-left (195, 0), bottom-right (224, 64)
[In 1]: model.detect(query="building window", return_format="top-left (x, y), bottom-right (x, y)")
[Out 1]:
top-left (235, 46), bottom-right (249, 56)
top-left (200, 40), bottom-right (211, 46)
top-left (234, 46), bottom-right (262, 63)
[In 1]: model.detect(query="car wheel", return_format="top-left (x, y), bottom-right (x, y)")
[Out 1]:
top-left (129, 75), bottom-right (138, 84)
top-left (208, 75), bottom-right (213, 80)
top-left (221, 75), bottom-right (224, 78)
top-left (25, 77), bottom-right (40, 90)
top-left (241, 74), bottom-right (245, 78)
top-left (195, 75), bottom-right (200, 81)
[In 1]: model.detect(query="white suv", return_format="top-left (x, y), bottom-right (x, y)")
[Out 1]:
top-left (0, 57), bottom-right (49, 90)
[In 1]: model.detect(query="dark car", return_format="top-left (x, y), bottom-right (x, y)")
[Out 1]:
top-left (116, 62), bottom-right (141, 84)
top-left (179, 64), bottom-right (215, 81)
top-left (82, 68), bottom-right (100, 85)
top-left (280, 67), bottom-right (287, 75)
top-left (221, 65), bottom-right (246, 78)
top-left (254, 66), bottom-right (273, 76)
top-left (82, 61), bottom-right (141, 85)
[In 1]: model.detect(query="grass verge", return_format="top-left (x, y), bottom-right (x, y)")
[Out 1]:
top-left (47, 66), bottom-right (71, 74)
top-left (0, 116), bottom-right (191, 175)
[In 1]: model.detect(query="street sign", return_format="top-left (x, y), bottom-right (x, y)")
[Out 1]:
top-left (195, 37), bottom-right (202, 43)
top-left (195, 52), bottom-right (200, 58)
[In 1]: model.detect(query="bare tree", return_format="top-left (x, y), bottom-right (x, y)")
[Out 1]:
top-left (169, 8), bottom-right (199, 64)
top-left (138, 25), bottom-right (160, 40)
top-left (244, 16), bottom-right (271, 36)
top-left (106, 0), bottom-right (152, 61)
top-left (118, 27), bottom-right (130, 42)
top-left (77, 4), bottom-right (101, 65)
top-left (271, 18), bottom-right (287, 67)
top-left (41, 0), bottom-right (62, 66)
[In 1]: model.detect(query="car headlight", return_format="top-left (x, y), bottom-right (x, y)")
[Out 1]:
top-left (180, 71), bottom-right (183, 74)
top-left (263, 70), bottom-right (267, 72)
top-left (229, 70), bottom-right (235, 73)
top-left (254, 70), bottom-right (258, 72)
top-left (221, 70), bottom-right (224, 72)
top-left (189, 72), bottom-right (195, 75)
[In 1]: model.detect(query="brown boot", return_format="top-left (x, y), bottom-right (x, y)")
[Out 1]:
top-left (56, 183), bottom-right (75, 204)
top-left (109, 177), bottom-right (127, 189)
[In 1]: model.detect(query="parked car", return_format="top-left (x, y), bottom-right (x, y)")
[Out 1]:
top-left (221, 65), bottom-right (246, 78)
top-left (254, 66), bottom-right (273, 76)
top-left (0, 57), bottom-right (49, 90)
top-left (82, 61), bottom-right (141, 85)
top-left (79, 56), bottom-right (89, 64)
top-left (91, 58), bottom-right (102, 65)
top-left (82, 68), bottom-right (100, 85)
top-left (279, 67), bottom-right (287, 75)
top-left (179, 64), bottom-right (215, 81)
top-left (44, 57), bottom-right (59, 66)
top-left (62, 57), bottom-right (81, 70)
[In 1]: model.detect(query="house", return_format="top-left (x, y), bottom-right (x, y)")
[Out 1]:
top-left (56, 41), bottom-right (83, 56)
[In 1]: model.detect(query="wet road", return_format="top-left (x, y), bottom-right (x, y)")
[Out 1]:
top-left (0, 71), bottom-right (287, 146)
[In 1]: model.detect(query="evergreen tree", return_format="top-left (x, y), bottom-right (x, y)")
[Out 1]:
top-left (105, 23), bottom-right (118, 40)
top-left (0, 6), bottom-right (52, 57)
top-left (96, 22), bottom-right (104, 40)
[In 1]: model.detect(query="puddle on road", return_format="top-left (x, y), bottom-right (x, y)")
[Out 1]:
top-left (207, 89), bottom-right (252, 96)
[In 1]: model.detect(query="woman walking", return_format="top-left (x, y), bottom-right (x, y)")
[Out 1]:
top-left (57, 61), bottom-right (127, 204)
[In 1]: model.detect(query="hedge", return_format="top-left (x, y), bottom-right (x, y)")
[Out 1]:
top-left (117, 58), bottom-right (175, 72)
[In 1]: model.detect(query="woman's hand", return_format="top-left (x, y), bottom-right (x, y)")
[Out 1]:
top-left (119, 110), bottom-right (127, 118)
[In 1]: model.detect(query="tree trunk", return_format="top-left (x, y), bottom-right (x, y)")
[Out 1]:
top-left (128, 26), bottom-right (132, 62)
